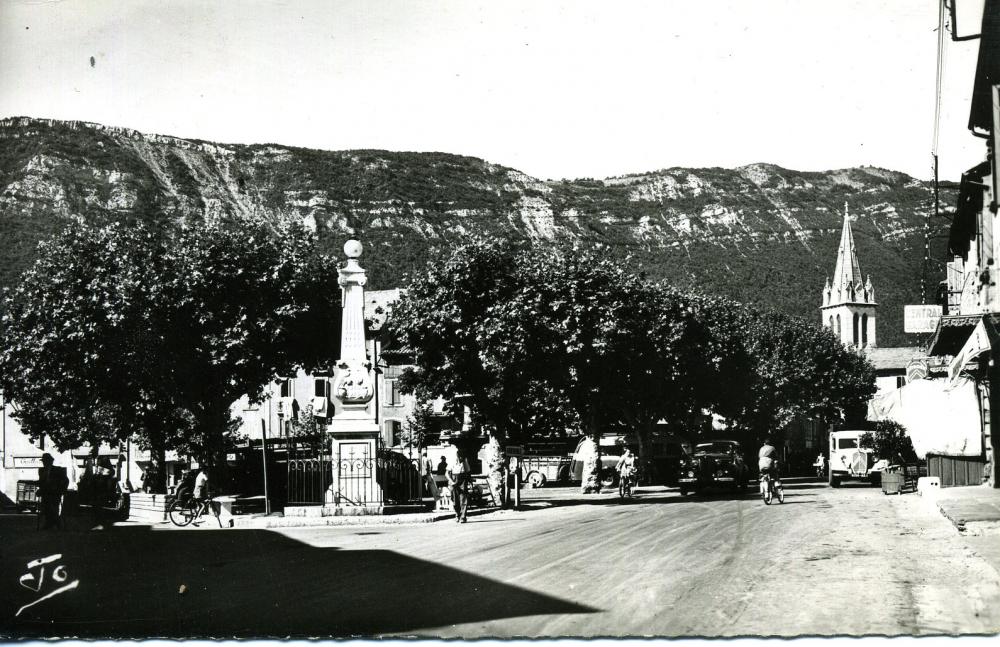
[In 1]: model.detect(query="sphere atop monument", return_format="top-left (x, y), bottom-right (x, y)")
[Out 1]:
top-left (344, 239), bottom-right (363, 259)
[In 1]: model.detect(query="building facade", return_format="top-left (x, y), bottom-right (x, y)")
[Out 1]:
top-left (926, 0), bottom-right (1000, 487)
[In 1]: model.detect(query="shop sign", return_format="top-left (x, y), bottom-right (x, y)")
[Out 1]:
top-left (13, 456), bottom-right (42, 468)
top-left (904, 305), bottom-right (943, 333)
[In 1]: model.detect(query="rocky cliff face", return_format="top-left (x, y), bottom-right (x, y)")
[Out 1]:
top-left (0, 117), bottom-right (955, 346)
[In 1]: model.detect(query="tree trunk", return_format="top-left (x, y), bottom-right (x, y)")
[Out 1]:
top-left (581, 409), bottom-right (602, 494)
top-left (482, 434), bottom-right (505, 507)
top-left (636, 419), bottom-right (653, 484)
top-left (148, 435), bottom-right (167, 494)
top-left (198, 405), bottom-right (234, 494)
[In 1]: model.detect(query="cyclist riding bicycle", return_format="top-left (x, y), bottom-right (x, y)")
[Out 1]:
top-left (616, 448), bottom-right (637, 484)
top-left (192, 469), bottom-right (209, 502)
top-left (758, 438), bottom-right (781, 483)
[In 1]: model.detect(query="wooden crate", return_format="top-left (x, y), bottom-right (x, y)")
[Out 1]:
top-left (881, 471), bottom-right (904, 495)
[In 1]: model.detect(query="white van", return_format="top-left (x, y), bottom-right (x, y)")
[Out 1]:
top-left (828, 430), bottom-right (883, 487)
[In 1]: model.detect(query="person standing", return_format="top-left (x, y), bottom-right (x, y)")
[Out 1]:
top-left (447, 451), bottom-right (471, 523)
top-left (37, 453), bottom-right (69, 530)
top-left (422, 450), bottom-right (439, 500)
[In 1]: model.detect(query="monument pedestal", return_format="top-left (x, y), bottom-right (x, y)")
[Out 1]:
top-left (323, 239), bottom-right (383, 513)
top-left (325, 418), bottom-right (382, 511)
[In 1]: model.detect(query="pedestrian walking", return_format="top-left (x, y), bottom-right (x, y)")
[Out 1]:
top-left (436, 456), bottom-right (448, 476)
top-left (447, 450), bottom-right (471, 523)
top-left (422, 450), bottom-right (439, 500)
top-left (37, 453), bottom-right (69, 530)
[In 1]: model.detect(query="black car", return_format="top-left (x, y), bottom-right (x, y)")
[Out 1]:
top-left (677, 440), bottom-right (749, 495)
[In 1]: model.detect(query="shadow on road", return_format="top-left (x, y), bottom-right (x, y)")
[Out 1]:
top-left (521, 489), bottom-right (757, 508)
top-left (1, 516), bottom-right (595, 639)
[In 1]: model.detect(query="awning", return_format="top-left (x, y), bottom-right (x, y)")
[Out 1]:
top-left (927, 314), bottom-right (984, 357)
top-left (949, 317), bottom-right (1000, 384)
top-left (869, 377), bottom-right (982, 459)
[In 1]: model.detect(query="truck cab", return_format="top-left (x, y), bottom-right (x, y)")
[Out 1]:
top-left (828, 430), bottom-right (882, 487)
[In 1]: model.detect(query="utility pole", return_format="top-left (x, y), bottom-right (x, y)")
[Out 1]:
top-left (260, 419), bottom-right (271, 515)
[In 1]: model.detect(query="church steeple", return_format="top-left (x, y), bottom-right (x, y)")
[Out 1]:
top-left (830, 202), bottom-right (872, 305)
top-left (821, 202), bottom-right (877, 348)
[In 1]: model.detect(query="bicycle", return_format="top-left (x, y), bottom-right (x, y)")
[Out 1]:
top-left (168, 495), bottom-right (221, 527)
top-left (618, 467), bottom-right (636, 499)
top-left (759, 470), bottom-right (784, 505)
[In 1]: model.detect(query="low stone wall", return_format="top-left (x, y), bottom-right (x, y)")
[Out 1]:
top-left (127, 493), bottom-right (171, 523)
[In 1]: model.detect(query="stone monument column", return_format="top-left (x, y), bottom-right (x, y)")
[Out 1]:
top-left (326, 239), bottom-right (381, 512)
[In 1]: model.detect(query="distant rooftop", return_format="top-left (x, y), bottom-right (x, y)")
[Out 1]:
top-left (865, 346), bottom-right (925, 371)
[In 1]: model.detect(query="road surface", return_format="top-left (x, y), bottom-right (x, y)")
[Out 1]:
top-left (3, 479), bottom-right (999, 638)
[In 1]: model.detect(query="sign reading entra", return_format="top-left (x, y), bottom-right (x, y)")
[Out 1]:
top-left (904, 305), bottom-right (943, 334)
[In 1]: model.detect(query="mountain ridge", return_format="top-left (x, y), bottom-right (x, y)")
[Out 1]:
top-left (0, 116), bottom-right (955, 346)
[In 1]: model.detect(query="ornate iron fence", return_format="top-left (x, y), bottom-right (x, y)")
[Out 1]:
top-left (286, 437), bottom-right (331, 505)
top-left (334, 441), bottom-right (377, 506)
top-left (376, 440), bottom-right (422, 505)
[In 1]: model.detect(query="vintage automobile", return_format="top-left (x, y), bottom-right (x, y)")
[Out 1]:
top-left (828, 429), bottom-right (884, 487)
top-left (677, 440), bottom-right (749, 495)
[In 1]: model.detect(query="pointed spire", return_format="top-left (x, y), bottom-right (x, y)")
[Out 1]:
top-left (823, 277), bottom-right (832, 306)
top-left (830, 202), bottom-right (864, 304)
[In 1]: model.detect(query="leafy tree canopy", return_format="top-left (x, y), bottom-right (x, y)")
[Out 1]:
top-left (0, 214), bottom-right (341, 488)
top-left (389, 239), bottom-right (876, 452)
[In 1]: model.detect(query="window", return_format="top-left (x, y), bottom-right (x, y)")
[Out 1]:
top-left (279, 378), bottom-right (292, 398)
top-left (838, 438), bottom-right (859, 450)
top-left (896, 376), bottom-right (906, 389)
top-left (835, 314), bottom-right (841, 337)
top-left (385, 420), bottom-right (402, 446)
top-left (314, 378), bottom-right (328, 398)
top-left (861, 314), bottom-right (869, 346)
top-left (852, 313), bottom-right (860, 347)
top-left (387, 380), bottom-right (402, 406)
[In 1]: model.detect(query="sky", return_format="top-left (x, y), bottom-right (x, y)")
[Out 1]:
top-left (0, 0), bottom-right (989, 181)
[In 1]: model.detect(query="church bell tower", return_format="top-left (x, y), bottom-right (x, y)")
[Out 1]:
top-left (821, 202), bottom-right (877, 349)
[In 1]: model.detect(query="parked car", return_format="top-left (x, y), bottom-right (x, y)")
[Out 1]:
top-left (677, 440), bottom-right (749, 495)
top-left (828, 430), bottom-right (883, 487)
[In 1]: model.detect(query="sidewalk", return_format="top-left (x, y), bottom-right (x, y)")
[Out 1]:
top-left (921, 483), bottom-right (1000, 534)
top-left (919, 483), bottom-right (1000, 581)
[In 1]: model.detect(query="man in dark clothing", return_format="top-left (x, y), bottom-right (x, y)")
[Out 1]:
top-left (38, 453), bottom-right (69, 530)
top-left (447, 451), bottom-right (471, 523)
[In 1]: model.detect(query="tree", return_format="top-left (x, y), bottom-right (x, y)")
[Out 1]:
top-left (0, 222), bottom-right (186, 489)
top-left (391, 240), bottom-right (711, 493)
top-left (860, 420), bottom-right (917, 464)
top-left (0, 215), bottom-right (341, 490)
top-left (154, 216), bottom-right (341, 472)
top-left (388, 238), bottom-right (555, 502)
top-left (693, 293), bottom-right (876, 445)
top-left (480, 248), bottom-right (712, 490)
